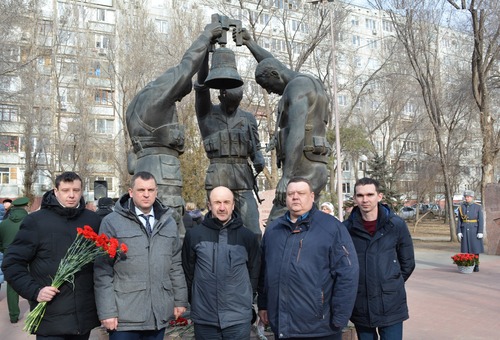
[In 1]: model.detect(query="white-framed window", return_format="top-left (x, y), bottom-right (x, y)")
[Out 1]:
top-left (259, 13), bottom-right (271, 25)
top-left (94, 119), bottom-right (114, 134)
top-left (155, 19), bottom-right (168, 34)
top-left (0, 167), bottom-right (11, 184)
top-left (38, 20), bottom-right (52, 36)
top-left (285, 0), bottom-right (298, 10)
top-left (352, 35), bottom-right (361, 46)
top-left (351, 15), bottom-right (359, 26)
top-left (404, 102), bottom-right (415, 114)
top-left (365, 18), bottom-right (377, 30)
top-left (96, 8), bottom-right (106, 21)
top-left (367, 39), bottom-right (377, 49)
top-left (272, 39), bottom-right (287, 52)
top-left (95, 35), bottom-right (110, 49)
top-left (291, 20), bottom-right (308, 33)
top-left (342, 161), bottom-right (350, 172)
top-left (0, 104), bottom-right (19, 122)
top-left (338, 94), bottom-right (348, 106)
top-left (342, 182), bottom-right (351, 194)
top-left (382, 20), bottom-right (393, 32)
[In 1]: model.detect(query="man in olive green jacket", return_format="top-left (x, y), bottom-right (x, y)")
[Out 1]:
top-left (0, 197), bottom-right (29, 323)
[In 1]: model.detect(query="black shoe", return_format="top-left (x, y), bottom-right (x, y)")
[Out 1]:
top-left (10, 319), bottom-right (18, 324)
top-left (474, 265), bottom-right (479, 272)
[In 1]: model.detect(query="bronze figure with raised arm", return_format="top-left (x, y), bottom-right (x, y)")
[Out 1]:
top-left (236, 29), bottom-right (331, 222)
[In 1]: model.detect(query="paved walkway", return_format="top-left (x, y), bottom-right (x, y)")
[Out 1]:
top-left (1, 244), bottom-right (499, 339)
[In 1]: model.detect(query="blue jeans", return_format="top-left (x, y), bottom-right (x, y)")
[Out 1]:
top-left (108, 329), bottom-right (165, 340)
top-left (355, 322), bottom-right (403, 340)
top-left (194, 322), bottom-right (251, 340)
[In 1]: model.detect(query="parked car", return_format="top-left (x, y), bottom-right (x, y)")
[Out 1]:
top-left (398, 206), bottom-right (416, 220)
top-left (428, 204), bottom-right (443, 216)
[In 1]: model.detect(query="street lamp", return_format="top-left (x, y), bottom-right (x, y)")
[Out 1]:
top-left (309, 0), bottom-right (342, 220)
top-left (360, 154), bottom-right (368, 178)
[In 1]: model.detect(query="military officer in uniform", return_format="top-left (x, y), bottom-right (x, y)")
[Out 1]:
top-left (457, 190), bottom-right (484, 272)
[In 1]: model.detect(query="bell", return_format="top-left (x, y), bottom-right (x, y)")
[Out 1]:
top-left (205, 47), bottom-right (244, 89)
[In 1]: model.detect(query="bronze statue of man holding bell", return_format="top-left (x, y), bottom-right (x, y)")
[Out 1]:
top-left (195, 14), bottom-right (265, 236)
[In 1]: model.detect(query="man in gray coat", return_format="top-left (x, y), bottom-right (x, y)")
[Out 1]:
top-left (457, 190), bottom-right (484, 272)
top-left (94, 171), bottom-right (187, 340)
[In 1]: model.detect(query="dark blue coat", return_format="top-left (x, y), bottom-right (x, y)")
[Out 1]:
top-left (344, 204), bottom-right (415, 328)
top-left (258, 206), bottom-right (359, 338)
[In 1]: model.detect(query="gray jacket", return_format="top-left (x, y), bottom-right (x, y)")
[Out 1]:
top-left (94, 194), bottom-right (188, 331)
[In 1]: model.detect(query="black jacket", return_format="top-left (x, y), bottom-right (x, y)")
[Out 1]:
top-left (2, 190), bottom-right (101, 335)
top-left (343, 204), bottom-right (415, 328)
top-left (181, 211), bottom-right (260, 328)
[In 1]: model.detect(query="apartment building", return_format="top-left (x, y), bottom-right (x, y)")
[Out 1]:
top-left (0, 0), bottom-right (485, 203)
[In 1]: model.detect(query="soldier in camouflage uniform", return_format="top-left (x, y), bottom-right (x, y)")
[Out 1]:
top-left (194, 51), bottom-right (265, 236)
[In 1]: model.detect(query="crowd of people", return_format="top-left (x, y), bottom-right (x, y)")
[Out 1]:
top-left (0, 172), bottom-right (419, 340)
top-left (3, 20), bottom-right (483, 340)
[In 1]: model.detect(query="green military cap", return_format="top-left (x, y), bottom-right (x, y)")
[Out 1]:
top-left (13, 197), bottom-right (29, 207)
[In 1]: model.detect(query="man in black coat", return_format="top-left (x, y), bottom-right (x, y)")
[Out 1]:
top-left (344, 177), bottom-right (415, 340)
top-left (2, 172), bottom-right (101, 338)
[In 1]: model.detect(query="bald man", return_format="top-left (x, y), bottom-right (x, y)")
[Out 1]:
top-left (182, 186), bottom-right (261, 340)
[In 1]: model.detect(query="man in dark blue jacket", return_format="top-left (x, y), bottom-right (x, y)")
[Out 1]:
top-left (344, 177), bottom-right (415, 340)
top-left (258, 177), bottom-right (359, 340)
top-left (182, 186), bottom-right (260, 340)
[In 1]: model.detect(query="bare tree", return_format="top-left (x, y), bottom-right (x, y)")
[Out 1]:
top-left (371, 0), bottom-right (478, 239)
top-left (446, 0), bottom-right (500, 214)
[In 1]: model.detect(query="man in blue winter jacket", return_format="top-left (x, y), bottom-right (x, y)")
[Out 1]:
top-left (258, 177), bottom-right (359, 340)
top-left (344, 177), bottom-right (415, 340)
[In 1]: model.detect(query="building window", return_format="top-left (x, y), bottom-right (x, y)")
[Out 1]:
top-left (94, 90), bottom-right (113, 105)
top-left (342, 182), bottom-right (351, 194)
top-left (94, 119), bottom-right (114, 134)
top-left (0, 104), bottom-right (19, 122)
top-left (95, 35), bottom-right (110, 49)
top-left (89, 61), bottom-right (102, 77)
top-left (403, 141), bottom-right (418, 153)
top-left (365, 18), bottom-right (377, 30)
top-left (38, 21), bottom-right (52, 36)
top-left (155, 19), bottom-right (168, 34)
top-left (352, 35), bottom-right (361, 46)
top-left (0, 167), bottom-right (10, 184)
top-left (259, 13), bottom-right (270, 25)
top-left (351, 15), bottom-right (359, 26)
top-left (367, 39), bottom-right (378, 49)
top-left (342, 161), bottom-right (350, 172)
top-left (91, 150), bottom-right (113, 163)
top-left (0, 135), bottom-right (19, 152)
top-left (96, 8), bottom-right (106, 22)
top-left (338, 94), bottom-right (347, 106)
top-left (383, 20), bottom-right (393, 32)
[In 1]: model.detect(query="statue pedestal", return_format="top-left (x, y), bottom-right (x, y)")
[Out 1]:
top-left (485, 184), bottom-right (500, 255)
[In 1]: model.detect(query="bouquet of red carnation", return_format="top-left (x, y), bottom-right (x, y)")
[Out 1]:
top-left (451, 253), bottom-right (479, 267)
top-left (24, 225), bottom-right (128, 333)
